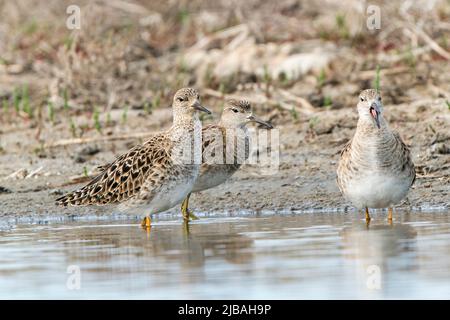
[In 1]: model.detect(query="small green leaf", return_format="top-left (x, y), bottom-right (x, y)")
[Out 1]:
top-left (47, 101), bottom-right (55, 124)
top-left (93, 106), bottom-right (101, 133)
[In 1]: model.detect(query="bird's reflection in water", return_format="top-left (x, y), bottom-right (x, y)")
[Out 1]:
top-left (340, 217), bottom-right (418, 297)
top-left (1, 210), bottom-right (450, 299)
top-left (54, 220), bottom-right (254, 287)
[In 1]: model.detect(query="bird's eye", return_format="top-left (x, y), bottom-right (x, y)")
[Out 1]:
top-left (177, 97), bottom-right (183, 102)
top-left (378, 97), bottom-right (382, 101)
top-left (232, 108), bottom-right (239, 113)
top-left (360, 97), bottom-right (365, 102)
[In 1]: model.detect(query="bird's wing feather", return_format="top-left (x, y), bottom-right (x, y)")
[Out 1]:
top-left (340, 138), bottom-right (353, 157)
top-left (201, 124), bottom-right (247, 168)
top-left (202, 124), bottom-right (226, 161)
top-left (336, 138), bottom-right (353, 192)
top-left (56, 135), bottom-right (173, 206)
top-left (393, 131), bottom-right (416, 186)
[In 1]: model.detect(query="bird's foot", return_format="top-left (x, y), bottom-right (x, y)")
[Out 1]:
top-left (365, 207), bottom-right (371, 226)
top-left (388, 207), bottom-right (393, 222)
top-left (188, 210), bottom-right (199, 221)
top-left (182, 219), bottom-right (191, 236)
top-left (182, 209), bottom-right (199, 221)
top-left (181, 195), bottom-right (199, 221)
top-left (141, 216), bottom-right (151, 229)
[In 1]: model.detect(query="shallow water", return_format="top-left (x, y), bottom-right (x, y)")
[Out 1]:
top-left (0, 210), bottom-right (449, 299)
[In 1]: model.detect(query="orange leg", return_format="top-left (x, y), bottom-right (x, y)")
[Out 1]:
top-left (365, 207), bottom-right (371, 223)
top-left (141, 216), bottom-right (151, 229)
top-left (388, 208), bottom-right (393, 223)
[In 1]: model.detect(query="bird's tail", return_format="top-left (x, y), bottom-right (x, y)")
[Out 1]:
top-left (55, 189), bottom-right (89, 206)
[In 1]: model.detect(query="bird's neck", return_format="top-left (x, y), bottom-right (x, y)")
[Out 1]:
top-left (170, 113), bottom-right (203, 165)
top-left (172, 111), bottom-right (200, 127)
top-left (170, 113), bottom-right (202, 141)
top-left (354, 115), bottom-right (396, 156)
top-left (356, 115), bottom-right (388, 136)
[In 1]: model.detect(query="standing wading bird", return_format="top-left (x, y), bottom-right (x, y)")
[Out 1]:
top-left (337, 89), bottom-right (415, 224)
top-left (180, 99), bottom-right (273, 221)
top-left (56, 88), bottom-right (211, 228)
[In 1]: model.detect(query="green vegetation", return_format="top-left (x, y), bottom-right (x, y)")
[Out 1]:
top-left (317, 69), bottom-right (326, 88)
top-left (309, 116), bottom-right (319, 129)
top-left (106, 112), bottom-right (112, 127)
top-left (47, 101), bottom-right (55, 124)
top-left (153, 91), bottom-right (161, 109)
top-left (290, 105), bottom-right (298, 120)
top-left (64, 35), bottom-right (74, 50)
top-left (278, 71), bottom-right (290, 86)
top-left (121, 106), bottom-right (128, 124)
top-left (19, 85), bottom-right (32, 118)
top-left (143, 101), bottom-right (151, 115)
top-left (203, 64), bottom-right (214, 85)
top-left (323, 96), bottom-right (332, 108)
top-left (69, 118), bottom-right (77, 137)
top-left (22, 20), bottom-right (38, 35)
top-left (63, 88), bottom-right (70, 111)
top-left (13, 88), bottom-right (20, 113)
top-left (178, 9), bottom-right (190, 25)
top-left (263, 65), bottom-right (271, 84)
top-left (2, 98), bottom-right (9, 114)
top-left (374, 65), bottom-right (381, 92)
top-left (218, 82), bottom-right (226, 94)
top-left (404, 46), bottom-right (416, 69)
top-left (93, 107), bottom-right (101, 133)
top-left (178, 58), bottom-right (189, 73)
top-left (335, 13), bottom-right (349, 39)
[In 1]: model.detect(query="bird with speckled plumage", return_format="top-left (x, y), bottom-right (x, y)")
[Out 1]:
top-left (56, 88), bottom-right (211, 228)
top-left (180, 99), bottom-right (273, 221)
top-left (337, 89), bottom-right (415, 223)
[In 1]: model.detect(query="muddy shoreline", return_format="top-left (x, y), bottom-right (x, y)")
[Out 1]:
top-left (1, 102), bottom-right (449, 224)
top-left (0, 1), bottom-right (449, 224)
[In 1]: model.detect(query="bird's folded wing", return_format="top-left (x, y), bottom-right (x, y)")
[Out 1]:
top-left (393, 131), bottom-right (416, 186)
top-left (202, 124), bottom-right (248, 165)
top-left (201, 124), bottom-right (226, 163)
top-left (56, 135), bottom-right (173, 206)
top-left (336, 138), bottom-right (353, 191)
top-left (340, 138), bottom-right (353, 157)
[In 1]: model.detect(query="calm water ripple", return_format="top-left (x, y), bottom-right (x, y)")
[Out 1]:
top-left (0, 211), bottom-right (449, 299)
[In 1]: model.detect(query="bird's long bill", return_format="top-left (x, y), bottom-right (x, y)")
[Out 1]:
top-left (192, 101), bottom-right (211, 114)
top-left (370, 103), bottom-right (380, 129)
top-left (247, 115), bottom-right (273, 129)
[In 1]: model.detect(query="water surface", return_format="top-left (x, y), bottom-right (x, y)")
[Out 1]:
top-left (0, 210), bottom-right (449, 299)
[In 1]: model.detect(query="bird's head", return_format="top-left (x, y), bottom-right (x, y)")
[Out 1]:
top-left (173, 87), bottom-right (211, 116)
top-left (220, 99), bottom-right (273, 129)
top-left (357, 89), bottom-right (383, 129)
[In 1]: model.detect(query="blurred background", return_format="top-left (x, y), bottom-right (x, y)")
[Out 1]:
top-left (0, 0), bottom-right (449, 215)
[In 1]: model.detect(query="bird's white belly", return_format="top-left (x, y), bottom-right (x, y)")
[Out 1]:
top-left (346, 173), bottom-right (411, 209)
top-left (149, 176), bottom-right (196, 213)
top-left (192, 169), bottom-right (233, 192)
top-left (118, 167), bottom-right (199, 215)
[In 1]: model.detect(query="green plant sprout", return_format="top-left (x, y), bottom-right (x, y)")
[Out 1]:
top-left (121, 106), bottom-right (128, 124)
top-left (70, 118), bottom-right (77, 137)
top-left (63, 88), bottom-right (70, 111)
top-left (93, 107), bottom-right (101, 133)
top-left (373, 65), bottom-right (381, 92)
top-left (21, 85), bottom-right (32, 118)
top-left (47, 101), bottom-right (55, 124)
